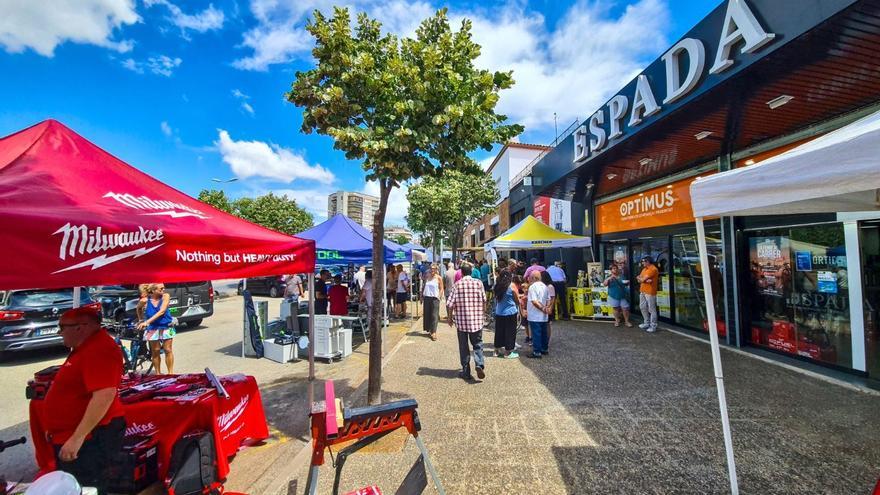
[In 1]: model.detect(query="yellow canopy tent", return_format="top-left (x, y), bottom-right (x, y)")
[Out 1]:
top-left (484, 215), bottom-right (591, 250)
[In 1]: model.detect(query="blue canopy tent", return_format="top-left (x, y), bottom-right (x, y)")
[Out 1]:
top-left (297, 214), bottom-right (411, 265)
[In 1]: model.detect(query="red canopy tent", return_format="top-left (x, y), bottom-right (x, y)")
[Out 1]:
top-left (0, 119), bottom-right (315, 290)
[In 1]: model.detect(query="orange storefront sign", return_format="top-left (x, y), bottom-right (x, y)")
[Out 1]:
top-left (596, 173), bottom-right (714, 234)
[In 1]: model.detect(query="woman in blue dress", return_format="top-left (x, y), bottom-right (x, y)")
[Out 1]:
top-left (137, 283), bottom-right (175, 374)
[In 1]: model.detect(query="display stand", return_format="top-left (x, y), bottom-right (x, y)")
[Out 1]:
top-left (304, 381), bottom-right (445, 495)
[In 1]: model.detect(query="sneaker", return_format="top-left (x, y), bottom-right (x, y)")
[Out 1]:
top-left (476, 366), bottom-right (486, 379)
top-left (506, 352), bottom-right (520, 359)
top-left (646, 327), bottom-right (657, 333)
top-left (527, 353), bottom-right (542, 359)
top-left (459, 371), bottom-right (473, 381)
top-left (625, 322), bottom-right (633, 328)
top-left (638, 323), bottom-right (649, 329)
top-left (430, 334), bottom-right (438, 341)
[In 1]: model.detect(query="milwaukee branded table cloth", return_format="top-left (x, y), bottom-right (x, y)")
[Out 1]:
top-left (29, 373), bottom-right (269, 481)
top-left (0, 119), bottom-right (315, 291)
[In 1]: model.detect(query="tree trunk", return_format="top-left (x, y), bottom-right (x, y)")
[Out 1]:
top-left (368, 178), bottom-right (392, 405)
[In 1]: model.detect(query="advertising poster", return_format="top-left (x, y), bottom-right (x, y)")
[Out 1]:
top-left (533, 196), bottom-right (572, 233)
top-left (588, 262), bottom-right (613, 319)
top-left (749, 236), bottom-right (791, 297)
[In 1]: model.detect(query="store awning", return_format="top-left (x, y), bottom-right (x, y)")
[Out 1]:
top-left (0, 120), bottom-right (316, 291)
top-left (484, 215), bottom-right (591, 250)
top-left (691, 108), bottom-right (880, 218)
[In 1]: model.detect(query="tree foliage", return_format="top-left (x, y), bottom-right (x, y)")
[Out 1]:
top-left (197, 189), bottom-right (232, 213)
top-left (407, 169), bottom-right (498, 259)
top-left (287, 7), bottom-right (522, 404)
top-left (197, 189), bottom-right (313, 236)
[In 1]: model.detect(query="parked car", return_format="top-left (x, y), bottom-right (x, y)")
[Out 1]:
top-left (93, 281), bottom-right (215, 328)
top-left (0, 288), bottom-right (100, 355)
top-left (238, 275), bottom-right (287, 298)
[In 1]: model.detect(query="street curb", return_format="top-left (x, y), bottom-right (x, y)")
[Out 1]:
top-left (661, 326), bottom-right (880, 397)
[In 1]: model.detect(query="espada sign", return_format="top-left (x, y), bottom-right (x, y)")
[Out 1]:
top-left (573, 0), bottom-right (776, 163)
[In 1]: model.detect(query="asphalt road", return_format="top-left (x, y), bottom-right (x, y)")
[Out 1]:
top-left (0, 287), bottom-right (286, 482)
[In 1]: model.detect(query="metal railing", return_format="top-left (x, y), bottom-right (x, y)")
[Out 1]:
top-left (510, 118), bottom-right (580, 187)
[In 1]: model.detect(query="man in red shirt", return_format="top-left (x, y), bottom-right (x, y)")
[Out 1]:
top-left (328, 274), bottom-right (350, 316)
top-left (44, 306), bottom-right (125, 492)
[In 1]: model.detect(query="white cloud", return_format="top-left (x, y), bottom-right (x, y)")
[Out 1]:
top-left (232, 89), bottom-right (255, 115)
top-left (122, 54), bottom-right (183, 76)
top-left (145, 0), bottom-right (225, 36)
top-left (216, 129), bottom-right (336, 184)
top-left (233, 0), bottom-right (433, 71)
top-left (269, 188), bottom-right (334, 221)
top-left (463, 0), bottom-right (670, 129)
top-left (0, 0), bottom-right (139, 57)
top-left (363, 180), bottom-right (410, 226)
top-left (121, 57), bottom-right (142, 73)
top-left (234, 0), bottom-right (670, 132)
top-left (147, 55), bottom-right (182, 76)
top-left (160, 121), bottom-right (173, 136)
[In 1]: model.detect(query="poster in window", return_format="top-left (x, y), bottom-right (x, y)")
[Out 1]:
top-left (749, 237), bottom-right (791, 297)
top-left (587, 262), bottom-right (613, 319)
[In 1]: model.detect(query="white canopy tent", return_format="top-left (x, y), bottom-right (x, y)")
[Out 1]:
top-left (689, 108), bottom-right (880, 494)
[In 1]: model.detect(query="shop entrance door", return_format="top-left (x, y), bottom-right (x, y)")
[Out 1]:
top-left (861, 221), bottom-right (880, 379)
top-left (632, 238), bottom-right (672, 320)
top-left (601, 241), bottom-right (633, 309)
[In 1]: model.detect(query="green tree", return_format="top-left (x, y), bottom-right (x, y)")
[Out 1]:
top-left (408, 169), bottom-right (498, 262)
top-left (288, 7), bottom-right (522, 403)
top-left (233, 193), bottom-right (314, 236)
top-left (196, 190), bottom-right (313, 235)
top-left (197, 189), bottom-right (232, 213)
top-left (389, 234), bottom-right (410, 245)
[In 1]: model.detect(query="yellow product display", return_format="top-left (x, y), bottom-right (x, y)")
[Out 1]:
top-left (568, 288), bottom-right (593, 317)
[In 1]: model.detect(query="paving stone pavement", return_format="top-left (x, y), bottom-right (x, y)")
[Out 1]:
top-left (279, 318), bottom-right (880, 495)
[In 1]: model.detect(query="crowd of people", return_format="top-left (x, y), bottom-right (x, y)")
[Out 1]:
top-left (273, 253), bottom-right (662, 381)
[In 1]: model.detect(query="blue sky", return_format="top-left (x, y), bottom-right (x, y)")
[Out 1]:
top-left (0, 0), bottom-right (720, 226)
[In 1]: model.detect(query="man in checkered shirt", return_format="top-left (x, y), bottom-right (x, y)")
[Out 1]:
top-left (447, 261), bottom-right (487, 381)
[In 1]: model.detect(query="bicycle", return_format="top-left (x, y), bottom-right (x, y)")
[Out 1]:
top-left (105, 319), bottom-right (154, 375)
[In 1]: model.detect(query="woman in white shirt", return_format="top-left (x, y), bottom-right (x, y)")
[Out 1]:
top-left (421, 264), bottom-right (445, 341)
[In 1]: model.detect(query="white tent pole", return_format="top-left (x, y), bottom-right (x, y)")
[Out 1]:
top-left (696, 216), bottom-right (739, 495)
top-left (72, 286), bottom-right (81, 308)
top-left (307, 272), bottom-right (315, 405)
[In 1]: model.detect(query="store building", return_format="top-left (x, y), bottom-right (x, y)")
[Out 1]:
top-left (520, 0), bottom-right (880, 382)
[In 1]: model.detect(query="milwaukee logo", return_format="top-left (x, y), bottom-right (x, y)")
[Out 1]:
top-left (218, 395), bottom-right (249, 433)
top-left (104, 192), bottom-right (209, 219)
top-left (125, 422), bottom-right (157, 437)
top-left (52, 223), bottom-right (164, 273)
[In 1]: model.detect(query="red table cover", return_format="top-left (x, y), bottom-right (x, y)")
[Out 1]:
top-left (0, 119), bottom-right (315, 291)
top-left (29, 374), bottom-right (269, 481)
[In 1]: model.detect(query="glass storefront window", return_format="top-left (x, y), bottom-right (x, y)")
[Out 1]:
top-left (601, 241), bottom-right (633, 307)
top-left (673, 232), bottom-right (725, 334)
top-left (747, 224), bottom-right (852, 368)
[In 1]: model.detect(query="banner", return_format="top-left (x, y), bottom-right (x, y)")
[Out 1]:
top-left (588, 262), bottom-right (613, 319)
top-left (533, 196), bottom-right (573, 233)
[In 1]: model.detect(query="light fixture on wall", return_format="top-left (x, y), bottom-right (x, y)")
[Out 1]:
top-left (744, 159), bottom-right (756, 166)
top-left (606, 173), bottom-right (618, 180)
top-left (766, 95), bottom-right (794, 109)
top-left (694, 131), bottom-right (713, 141)
top-left (638, 157), bottom-right (653, 166)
